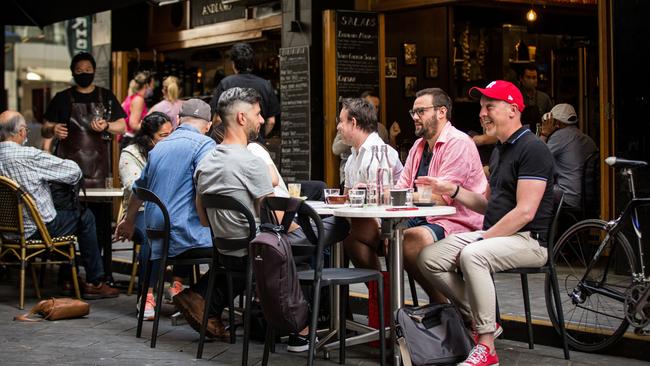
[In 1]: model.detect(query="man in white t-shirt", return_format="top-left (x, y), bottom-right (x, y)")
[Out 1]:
top-left (337, 98), bottom-right (403, 271)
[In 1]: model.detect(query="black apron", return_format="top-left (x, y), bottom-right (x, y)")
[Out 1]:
top-left (56, 88), bottom-right (110, 188)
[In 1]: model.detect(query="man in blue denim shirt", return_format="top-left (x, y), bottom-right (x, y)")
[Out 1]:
top-left (115, 99), bottom-right (222, 334)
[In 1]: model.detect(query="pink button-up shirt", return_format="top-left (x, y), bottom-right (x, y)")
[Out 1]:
top-left (395, 121), bottom-right (487, 235)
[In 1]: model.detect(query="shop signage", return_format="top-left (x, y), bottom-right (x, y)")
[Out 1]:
top-left (190, 0), bottom-right (246, 28)
top-left (279, 46), bottom-right (311, 181)
top-left (67, 16), bottom-right (92, 58)
top-left (335, 11), bottom-right (380, 100)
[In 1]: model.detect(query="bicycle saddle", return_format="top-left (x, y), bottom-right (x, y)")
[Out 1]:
top-left (605, 156), bottom-right (648, 168)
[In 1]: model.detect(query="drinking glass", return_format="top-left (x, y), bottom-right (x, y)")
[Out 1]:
top-left (323, 188), bottom-right (340, 204)
top-left (348, 189), bottom-right (365, 207)
top-left (405, 188), bottom-right (414, 206)
top-left (366, 183), bottom-right (378, 206)
top-left (416, 184), bottom-right (433, 203)
top-left (288, 183), bottom-right (302, 198)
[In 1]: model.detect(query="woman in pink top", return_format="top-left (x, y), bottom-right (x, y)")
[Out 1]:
top-left (149, 76), bottom-right (183, 129)
top-left (121, 71), bottom-right (153, 147)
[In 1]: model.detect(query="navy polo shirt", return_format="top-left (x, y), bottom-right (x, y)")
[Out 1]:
top-left (484, 127), bottom-right (555, 245)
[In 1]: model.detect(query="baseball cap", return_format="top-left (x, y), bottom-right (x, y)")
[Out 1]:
top-left (179, 98), bottom-right (211, 122)
top-left (545, 103), bottom-right (577, 124)
top-left (469, 80), bottom-right (525, 112)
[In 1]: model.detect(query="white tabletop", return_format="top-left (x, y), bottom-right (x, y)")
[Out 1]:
top-left (332, 205), bottom-right (455, 218)
top-left (82, 188), bottom-right (124, 197)
top-left (305, 200), bottom-right (335, 216)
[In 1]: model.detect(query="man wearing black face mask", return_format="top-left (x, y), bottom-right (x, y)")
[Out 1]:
top-left (42, 52), bottom-right (126, 188)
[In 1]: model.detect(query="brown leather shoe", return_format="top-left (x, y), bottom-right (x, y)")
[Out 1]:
top-left (173, 289), bottom-right (230, 339)
top-left (82, 282), bottom-right (119, 300)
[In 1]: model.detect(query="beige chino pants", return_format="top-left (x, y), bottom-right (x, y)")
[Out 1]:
top-left (417, 231), bottom-right (547, 334)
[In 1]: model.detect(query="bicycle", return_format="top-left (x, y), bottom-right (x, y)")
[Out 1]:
top-left (544, 156), bottom-right (650, 352)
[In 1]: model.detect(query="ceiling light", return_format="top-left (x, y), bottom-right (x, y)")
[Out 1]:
top-left (26, 72), bottom-right (42, 81)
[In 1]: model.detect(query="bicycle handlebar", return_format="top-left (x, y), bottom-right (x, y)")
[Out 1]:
top-left (605, 156), bottom-right (648, 168)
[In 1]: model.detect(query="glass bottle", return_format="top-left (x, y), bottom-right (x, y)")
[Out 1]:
top-left (377, 145), bottom-right (392, 205)
top-left (365, 145), bottom-right (379, 206)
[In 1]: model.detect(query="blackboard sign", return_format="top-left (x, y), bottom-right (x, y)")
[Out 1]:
top-left (336, 11), bottom-right (380, 100)
top-left (279, 46), bottom-right (311, 182)
top-left (190, 0), bottom-right (246, 28)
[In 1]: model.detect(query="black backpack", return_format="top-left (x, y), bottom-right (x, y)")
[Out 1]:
top-left (249, 198), bottom-right (309, 335)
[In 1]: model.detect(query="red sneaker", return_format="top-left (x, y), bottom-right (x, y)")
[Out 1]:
top-left (471, 323), bottom-right (503, 345)
top-left (457, 343), bottom-right (499, 366)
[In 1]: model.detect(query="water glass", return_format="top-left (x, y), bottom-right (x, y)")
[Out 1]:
top-left (366, 183), bottom-right (378, 206)
top-left (406, 188), bottom-right (414, 206)
top-left (416, 184), bottom-right (433, 203)
top-left (105, 177), bottom-right (113, 189)
top-left (288, 183), bottom-right (302, 198)
top-left (323, 188), bottom-right (340, 203)
top-left (348, 189), bottom-right (365, 207)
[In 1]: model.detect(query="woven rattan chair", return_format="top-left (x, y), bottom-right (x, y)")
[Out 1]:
top-left (0, 176), bottom-right (81, 309)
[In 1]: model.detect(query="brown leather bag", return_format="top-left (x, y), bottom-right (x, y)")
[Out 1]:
top-left (14, 298), bottom-right (90, 322)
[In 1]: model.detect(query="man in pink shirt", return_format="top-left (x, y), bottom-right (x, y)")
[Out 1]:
top-left (396, 88), bottom-right (487, 302)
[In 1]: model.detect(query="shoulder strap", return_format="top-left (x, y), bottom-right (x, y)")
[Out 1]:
top-left (395, 324), bottom-right (413, 366)
top-left (13, 302), bottom-right (45, 322)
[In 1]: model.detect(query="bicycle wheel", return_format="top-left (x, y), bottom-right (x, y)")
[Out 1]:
top-left (545, 219), bottom-right (638, 352)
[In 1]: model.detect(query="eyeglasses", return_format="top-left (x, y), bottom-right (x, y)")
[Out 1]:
top-left (21, 125), bottom-right (30, 134)
top-left (408, 105), bottom-right (443, 119)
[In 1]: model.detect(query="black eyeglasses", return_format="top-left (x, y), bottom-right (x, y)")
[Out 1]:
top-left (408, 105), bottom-right (443, 119)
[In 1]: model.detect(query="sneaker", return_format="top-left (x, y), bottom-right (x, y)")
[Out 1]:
top-left (137, 293), bottom-right (156, 321)
top-left (165, 281), bottom-right (184, 302)
top-left (82, 282), bottom-right (119, 300)
top-left (457, 343), bottom-right (499, 366)
top-left (471, 323), bottom-right (503, 345)
top-left (287, 333), bottom-right (317, 353)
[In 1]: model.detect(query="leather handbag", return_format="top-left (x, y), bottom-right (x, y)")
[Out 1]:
top-left (395, 303), bottom-right (474, 365)
top-left (14, 298), bottom-right (90, 322)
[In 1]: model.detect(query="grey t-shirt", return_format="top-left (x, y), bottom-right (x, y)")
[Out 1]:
top-left (195, 144), bottom-right (274, 255)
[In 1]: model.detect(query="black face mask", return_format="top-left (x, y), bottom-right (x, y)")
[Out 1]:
top-left (73, 72), bottom-right (94, 88)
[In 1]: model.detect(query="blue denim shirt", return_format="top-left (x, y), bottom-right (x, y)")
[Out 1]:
top-left (134, 124), bottom-right (216, 260)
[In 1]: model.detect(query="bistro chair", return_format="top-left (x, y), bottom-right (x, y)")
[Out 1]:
top-left (0, 176), bottom-right (81, 309)
top-left (495, 188), bottom-right (570, 360)
top-left (258, 197), bottom-right (386, 366)
top-left (133, 187), bottom-right (226, 358)
top-left (198, 193), bottom-right (257, 364)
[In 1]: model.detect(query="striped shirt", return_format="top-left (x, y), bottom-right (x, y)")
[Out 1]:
top-left (0, 141), bottom-right (81, 237)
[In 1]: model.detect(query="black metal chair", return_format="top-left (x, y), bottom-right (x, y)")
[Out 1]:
top-left (198, 193), bottom-right (257, 365)
top-left (258, 197), bottom-right (386, 366)
top-left (496, 188), bottom-right (570, 360)
top-left (133, 187), bottom-right (233, 359)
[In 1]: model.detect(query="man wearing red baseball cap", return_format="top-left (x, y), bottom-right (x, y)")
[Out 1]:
top-left (415, 80), bottom-right (556, 366)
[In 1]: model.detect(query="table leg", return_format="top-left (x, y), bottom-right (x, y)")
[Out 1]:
top-left (389, 222), bottom-right (404, 366)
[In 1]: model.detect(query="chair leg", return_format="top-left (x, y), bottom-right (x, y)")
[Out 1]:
top-left (197, 259), bottom-right (219, 359)
top-left (262, 325), bottom-right (273, 366)
top-left (70, 246), bottom-right (81, 299)
top-left (550, 268), bottom-right (571, 360)
top-left (408, 273), bottom-right (418, 307)
top-left (520, 274), bottom-right (534, 349)
top-left (19, 256), bottom-right (26, 310)
top-left (136, 258), bottom-right (152, 338)
top-left (377, 275), bottom-right (386, 366)
top-left (227, 272), bottom-right (236, 344)
top-left (151, 257), bottom-right (168, 348)
top-left (127, 243), bottom-right (140, 296)
top-left (242, 258), bottom-right (254, 366)
top-left (307, 279), bottom-right (322, 366)
top-left (29, 263), bottom-right (41, 299)
top-left (339, 285), bottom-right (348, 365)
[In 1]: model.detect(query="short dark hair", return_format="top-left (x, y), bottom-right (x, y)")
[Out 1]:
top-left (130, 112), bottom-right (171, 159)
top-left (70, 52), bottom-right (96, 72)
top-left (415, 88), bottom-right (453, 120)
top-left (217, 87), bottom-right (261, 128)
top-left (519, 63), bottom-right (538, 78)
top-left (230, 43), bottom-right (255, 73)
top-left (341, 98), bottom-right (377, 134)
top-left (360, 90), bottom-right (378, 99)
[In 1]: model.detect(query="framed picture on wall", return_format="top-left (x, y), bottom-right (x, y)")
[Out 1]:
top-left (385, 57), bottom-right (397, 78)
top-left (404, 76), bottom-right (417, 97)
top-left (403, 43), bottom-right (417, 65)
top-left (425, 57), bottom-right (439, 78)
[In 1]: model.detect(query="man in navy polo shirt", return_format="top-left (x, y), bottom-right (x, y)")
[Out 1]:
top-left (415, 80), bottom-right (555, 366)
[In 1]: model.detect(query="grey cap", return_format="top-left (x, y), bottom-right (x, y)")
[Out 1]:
top-left (179, 98), bottom-right (211, 122)
top-left (546, 103), bottom-right (577, 124)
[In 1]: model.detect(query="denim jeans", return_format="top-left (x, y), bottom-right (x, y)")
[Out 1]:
top-left (134, 212), bottom-right (160, 293)
top-left (44, 208), bottom-right (105, 284)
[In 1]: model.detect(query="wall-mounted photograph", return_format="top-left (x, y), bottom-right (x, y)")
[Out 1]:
top-left (385, 57), bottom-right (397, 78)
top-left (425, 57), bottom-right (439, 78)
top-left (403, 43), bottom-right (417, 65)
top-left (405, 76), bottom-right (417, 97)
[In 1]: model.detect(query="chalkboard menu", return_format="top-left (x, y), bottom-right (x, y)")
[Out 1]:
top-left (336, 11), bottom-right (380, 99)
top-left (279, 46), bottom-right (311, 182)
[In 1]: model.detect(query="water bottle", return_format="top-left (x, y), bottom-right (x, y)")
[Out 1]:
top-left (377, 145), bottom-right (392, 205)
top-left (365, 145), bottom-right (379, 206)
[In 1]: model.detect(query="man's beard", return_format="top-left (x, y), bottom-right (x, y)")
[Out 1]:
top-left (248, 127), bottom-right (259, 141)
top-left (416, 117), bottom-right (437, 139)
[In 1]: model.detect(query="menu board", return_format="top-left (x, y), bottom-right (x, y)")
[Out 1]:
top-left (336, 11), bottom-right (380, 99)
top-left (279, 46), bottom-right (311, 182)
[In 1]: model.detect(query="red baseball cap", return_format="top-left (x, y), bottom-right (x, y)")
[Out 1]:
top-left (469, 80), bottom-right (525, 112)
